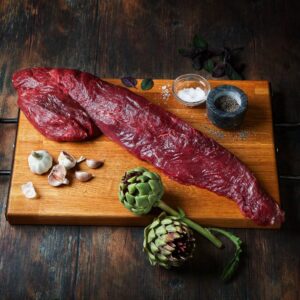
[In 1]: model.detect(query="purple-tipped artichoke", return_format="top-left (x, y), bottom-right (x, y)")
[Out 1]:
top-left (143, 213), bottom-right (196, 268)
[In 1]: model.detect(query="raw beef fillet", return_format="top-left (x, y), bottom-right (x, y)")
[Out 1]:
top-left (13, 68), bottom-right (284, 226)
top-left (13, 69), bottom-right (100, 142)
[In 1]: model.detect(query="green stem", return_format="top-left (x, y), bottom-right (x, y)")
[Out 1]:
top-left (209, 228), bottom-right (241, 247)
top-left (209, 228), bottom-right (243, 282)
top-left (157, 200), bottom-right (223, 248)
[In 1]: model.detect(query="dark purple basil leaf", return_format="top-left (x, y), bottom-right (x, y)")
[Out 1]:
top-left (204, 59), bottom-right (214, 73)
top-left (207, 47), bottom-right (223, 57)
top-left (222, 47), bottom-right (243, 62)
top-left (225, 63), bottom-right (243, 80)
top-left (212, 63), bottom-right (226, 77)
top-left (194, 48), bottom-right (204, 55)
top-left (178, 33), bottom-right (245, 79)
top-left (192, 56), bottom-right (203, 70)
top-left (193, 34), bottom-right (208, 49)
top-left (121, 76), bottom-right (137, 88)
top-left (141, 78), bottom-right (154, 90)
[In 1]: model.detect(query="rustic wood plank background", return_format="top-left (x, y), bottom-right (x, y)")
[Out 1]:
top-left (0, 1), bottom-right (299, 299)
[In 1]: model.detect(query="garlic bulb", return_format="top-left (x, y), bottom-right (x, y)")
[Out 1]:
top-left (28, 150), bottom-right (53, 175)
top-left (58, 151), bottom-right (77, 170)
top-left (86, 159), bottom-right (104, 169)
top-left (21, 182), bottom-right (38, 199)
top-left (75, 171), bottom-right (94, 182)
top-left (48, 164), bottom-right (69, 187)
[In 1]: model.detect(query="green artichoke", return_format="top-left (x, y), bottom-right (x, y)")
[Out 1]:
top-left (120, 167), bottom-right (243, 280)
top-left (119, 167), bottom-right (222, 248)
top-left (119, 167), bottom-right (164, 215)
top-left (144, 213), bottom-right (196, 268)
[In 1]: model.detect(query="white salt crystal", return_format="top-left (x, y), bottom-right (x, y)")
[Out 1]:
top-left (161, 84), bottom-right (171, 102)
top-left (177, 87), bottom-right (205, 103)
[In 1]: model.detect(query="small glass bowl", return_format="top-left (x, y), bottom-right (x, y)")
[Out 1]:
top-left (172, 74), bottom-right (211, 107)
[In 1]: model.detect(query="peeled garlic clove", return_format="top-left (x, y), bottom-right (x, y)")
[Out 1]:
top-left (48, 164), bottom-right (69, 187)
top-left (75, 171), bottom-right (94, 182)
top-left (21, 182), bottom-right (38, 199)
top-left (86, 159), bottom-right (104, 169)
top-left (28, 150), bottom-right (53, 175)
top-left (77, 156), bottom-right (86, 164)
top-left (58, 151), bottom-right (77, 170)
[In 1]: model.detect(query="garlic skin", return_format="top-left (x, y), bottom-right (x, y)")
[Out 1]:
top-left (75, 171), bottom-right (94, 182)
top-left (86, 159), bottom-right (104, 169)
top-left (28, 150), bottom-right (53, 175)
top-left (58, 151), bottom-right (77, 170)
top-left (21, 182), bottom-right (38, 199)
top-left (48, 164), bottom-right (69, 187)
top-left (77, 156), bottom-right (86, 164)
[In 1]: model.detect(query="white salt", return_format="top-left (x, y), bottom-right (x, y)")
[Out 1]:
top-left (177, 87), bottom-right (205, 103)
top-left (161, 84), bottom-right (171, 101)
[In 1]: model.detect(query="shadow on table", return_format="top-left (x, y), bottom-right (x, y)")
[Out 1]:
top-left (167, 232), bottom-right (247, 283)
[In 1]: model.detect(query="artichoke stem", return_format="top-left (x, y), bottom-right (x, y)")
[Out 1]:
top-left (157, 200), bottom-right (223, 248)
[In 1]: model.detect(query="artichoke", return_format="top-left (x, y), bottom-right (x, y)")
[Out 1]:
top-left (119, 167), bottom-right (164, 215)
top-left (144, 213), bottom-right (196, 268)
top-left (119, 167), bottom-right (243, 279)
top-left (119, 167), bottom-right (222, 248)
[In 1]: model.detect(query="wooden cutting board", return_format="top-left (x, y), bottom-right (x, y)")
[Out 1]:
top-left (6, 79), bottom-right (280, 228)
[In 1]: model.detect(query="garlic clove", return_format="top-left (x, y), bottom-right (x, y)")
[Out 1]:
top-left (62, 178), bottom-right (70, 185)
top-left (21, 182), bottom-right (38, 199)
top-left (58, 151), bottom-right (77, 170)
top-left (86, 159), bottom-right (104, 169)
top-left (28, 150), bottom-right (53, 175)
top-left (75, 171), bottom-right (94, 182)
top-left (77, 156), bottom-right (86, 164)
top-left (48, 164), bottom-right (69, 187)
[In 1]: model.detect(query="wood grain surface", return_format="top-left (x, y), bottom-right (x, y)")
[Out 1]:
top-left (7, 79), bottom-right (280, 228)
top-left (0, 1), bottom-right (300, 299)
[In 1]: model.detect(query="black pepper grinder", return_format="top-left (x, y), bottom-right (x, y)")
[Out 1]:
top-left (206, 85), bottom-right (248, 129)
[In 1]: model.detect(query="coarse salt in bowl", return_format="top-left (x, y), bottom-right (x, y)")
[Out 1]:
top-left (172, 74), bottom-right (210, 107)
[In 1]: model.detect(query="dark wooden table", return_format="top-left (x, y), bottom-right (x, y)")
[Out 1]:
top-left (1, 1), bottom-right (299, 299)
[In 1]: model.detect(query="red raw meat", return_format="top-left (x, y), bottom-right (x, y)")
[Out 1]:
top-left (13, 68), bottom-right (100, 142)
top-left (13, 68), bottom-right (284, 226)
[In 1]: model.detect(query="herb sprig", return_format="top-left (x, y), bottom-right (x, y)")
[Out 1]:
top-left (179, 34), bottom-right (244, 79)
